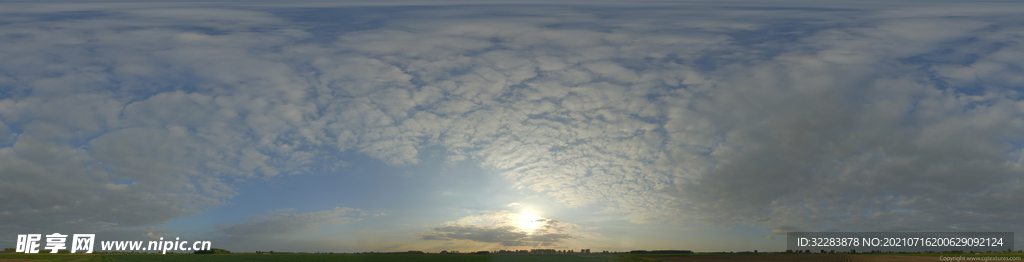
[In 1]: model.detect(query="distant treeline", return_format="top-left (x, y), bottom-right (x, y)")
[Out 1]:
top-left (195, 248), bottom-right (231, 254)
top-left (629, 250), bottom-right (693, 254)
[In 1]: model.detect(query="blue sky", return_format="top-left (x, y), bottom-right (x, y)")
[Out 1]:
top-left (1, 0), bottom-right (1024, 253)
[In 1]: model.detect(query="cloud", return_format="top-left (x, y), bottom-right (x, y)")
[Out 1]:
top-left (420, 211), bottom-right (579, 247)
top-left (1, 1), bottom-right (1023, 246)
top-left (218, 207), bottom-right (365, 237)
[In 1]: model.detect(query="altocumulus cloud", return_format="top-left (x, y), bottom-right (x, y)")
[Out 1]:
top-left (1, 0), bottom-right (1023, 245)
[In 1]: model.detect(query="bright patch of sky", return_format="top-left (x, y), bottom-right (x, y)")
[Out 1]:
top-left (1, 0), bottom-right (1023, 253)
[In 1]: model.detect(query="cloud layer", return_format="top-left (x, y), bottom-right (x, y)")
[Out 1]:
top-left (1, 1), bottom-right (1023, 247)
top-left (420, 211), bottom-right (579, 247)
top-left (218, 207), bottom-right (365, 238)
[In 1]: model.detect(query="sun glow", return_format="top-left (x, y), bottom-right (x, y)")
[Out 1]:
top-left (515, 211), bottom-right (545, 234)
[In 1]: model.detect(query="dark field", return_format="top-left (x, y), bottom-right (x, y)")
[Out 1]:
top-left (645, 254), bottom-right (1024, 262)
top-left (103, 254), bottom-right (615, 262)
top-left (1, 254), bottom-right (615, 262)
top-left (3, 254), bottom-right (1022, 262)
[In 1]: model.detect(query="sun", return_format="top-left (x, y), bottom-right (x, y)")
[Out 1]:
top-left (514, 211), bottom-right (545, 234)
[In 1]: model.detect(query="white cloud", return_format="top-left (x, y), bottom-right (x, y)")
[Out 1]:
top-left (1, 1), bottom-right (1023, 246)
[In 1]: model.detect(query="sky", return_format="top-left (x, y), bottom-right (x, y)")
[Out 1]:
top-left (1, 0), bottom-right (1023, 254)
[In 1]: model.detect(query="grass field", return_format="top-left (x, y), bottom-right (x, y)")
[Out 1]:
top-left (0, 254), bottom-right (615, 262)
top-left (642, 254), bottom-right (1024, 262)
top-left (0, 253), bottom-right (112, 262)
top-left (2, 253), bottom-right (1022, 262)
